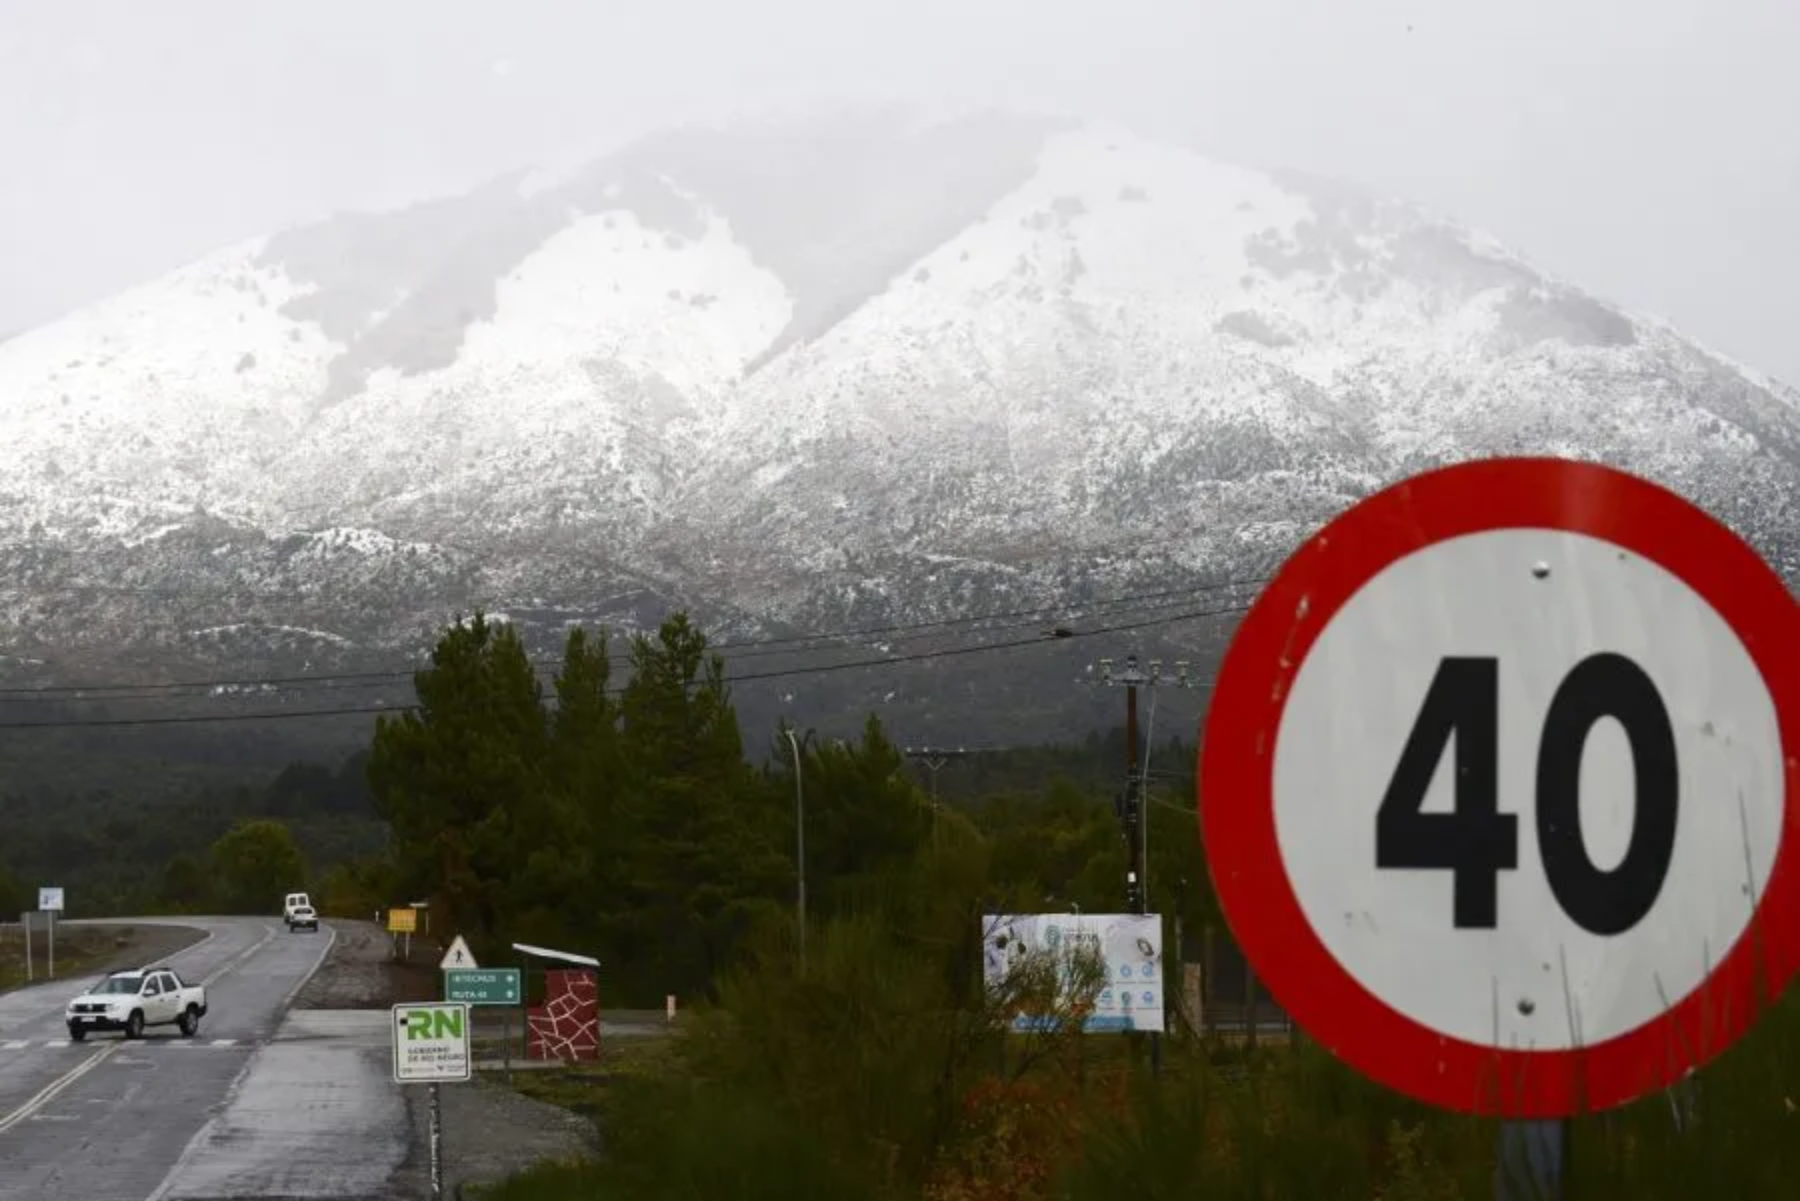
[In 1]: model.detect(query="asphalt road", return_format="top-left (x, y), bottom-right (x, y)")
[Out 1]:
top-left (0, 916), bottom-right (340, 1201)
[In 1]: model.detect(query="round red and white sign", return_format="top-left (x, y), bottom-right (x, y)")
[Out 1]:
top-left (1198, 457), bottom-right (1800, 1116)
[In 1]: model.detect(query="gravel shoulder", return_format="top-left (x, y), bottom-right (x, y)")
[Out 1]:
top-left (288, 918), bottom-right (440, 1009)
top-left (388, 1072), bottom-right (600, 1198)
top-left (293, 919), bottom-right (599, 1197)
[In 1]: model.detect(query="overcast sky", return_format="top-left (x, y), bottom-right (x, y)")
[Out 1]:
top-left (3, 0), bottom-right (1796, 383)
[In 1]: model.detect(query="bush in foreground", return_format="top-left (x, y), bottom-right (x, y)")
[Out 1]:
top-left (488, 909), bottom-right (1800, 1200)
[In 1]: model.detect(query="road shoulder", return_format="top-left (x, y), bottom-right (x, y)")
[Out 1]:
top-left (286, 917), bottom-right (438, 1009)
top-left (0, 921), bottom-right (206, 993)
top-left (291, 919), bottom-right (599, 1196)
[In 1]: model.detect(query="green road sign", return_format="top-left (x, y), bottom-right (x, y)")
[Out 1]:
top-left (444, 966), bottom-right (522, 1005)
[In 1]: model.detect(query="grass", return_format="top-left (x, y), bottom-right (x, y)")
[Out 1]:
top-left (468, 1039), bottom-right (679, 1201)
top-left (503, 1037), bottom-right (677, 1122)
top-left (468, 1160), bottom-right (607, 1200)
top-left (0, 923), bottom-right (144, 992)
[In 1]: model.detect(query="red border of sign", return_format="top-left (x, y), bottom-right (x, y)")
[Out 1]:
top-left (1198, 457), bottom-right (1800, 1117)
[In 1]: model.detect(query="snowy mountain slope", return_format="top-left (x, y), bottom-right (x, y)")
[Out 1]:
top-left (659, 126), bottom-right (1800, 626)
top-left (0, 108), bottom-right (1796, 750)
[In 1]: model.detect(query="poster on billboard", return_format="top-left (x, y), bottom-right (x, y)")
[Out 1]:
top-left (980, 912), bottom-right (1164, 1033)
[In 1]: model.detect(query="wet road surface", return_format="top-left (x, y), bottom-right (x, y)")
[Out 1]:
top-left (148, 1008), bottom-right (410, 1200)
top-left (0, 917), bottom-right (347, 1201)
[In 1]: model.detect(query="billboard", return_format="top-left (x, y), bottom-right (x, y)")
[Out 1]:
top-left (981, 912), bottom-right (1164, 1033)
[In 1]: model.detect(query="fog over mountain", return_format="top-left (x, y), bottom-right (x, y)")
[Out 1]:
top-left (2, 109), bottom-right (1796, 749)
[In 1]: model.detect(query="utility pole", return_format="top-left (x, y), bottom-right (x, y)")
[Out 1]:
top-left (1098, 656), bottom-right (1152, 913)
top-left (1097, 655), bottom-right (1198, 1071)
top-left (902, 746), bottom-right (969, 844)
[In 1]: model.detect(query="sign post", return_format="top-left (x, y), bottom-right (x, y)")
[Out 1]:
top-left (393, 1001), bottom-right (471, 1199)
top-left (38, 888), bottom-right (62, 979)
top-left (444, 953), bottom-right (521, 1079)
top-left (1198, 458), bottom-right (1799, 1188)
top-left (386, 906), bottom-right (417, 961)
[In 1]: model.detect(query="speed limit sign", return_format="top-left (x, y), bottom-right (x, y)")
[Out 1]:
top-left (1198, 457), bottom-right (1800, 1116)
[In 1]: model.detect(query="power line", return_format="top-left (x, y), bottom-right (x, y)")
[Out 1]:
top-left (0, 598), bottom-right (1246, 730)
top-left (714, 575), bottom-right (1264, 659)
top-left (0, 588), bottom-right (1220, 705)
top-left (0, 576), bottom-right (1266, 701)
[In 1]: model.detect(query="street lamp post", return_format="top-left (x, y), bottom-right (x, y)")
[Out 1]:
top-left (783, 726), bottom-right (811, 971)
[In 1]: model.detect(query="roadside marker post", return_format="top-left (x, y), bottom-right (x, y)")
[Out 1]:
top-left (37, 888), bottom-right (62, 979)
top-left (1198, 457), bottom-right (1799, 1196)
top-left (392, 1001), bottom-right (471, 1200)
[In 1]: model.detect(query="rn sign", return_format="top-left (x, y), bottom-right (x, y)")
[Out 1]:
top-left (391, 1001), bottom-right (472, 1083)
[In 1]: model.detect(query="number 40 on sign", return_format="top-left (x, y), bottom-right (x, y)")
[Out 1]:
top-left (1199, 457), bottom-right (1800, 1118)
top-left (1378, 651), bottom-right (1677, 938)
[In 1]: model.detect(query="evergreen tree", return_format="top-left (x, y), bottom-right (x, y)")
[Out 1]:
top-left (502, 626), bottom-right (618, 949)
top-left (0, 864), bottom-right (22, 918)
top-left (612, 614), bottom-right (786, 999)
top-left (774, 714), bottom-right (934, 919)
top-left (367, 612), bottom-right (550, 945)
top-left (208, 819), bottom-right (306, 913)
top-left (159, 852), bottom-right (212, 911)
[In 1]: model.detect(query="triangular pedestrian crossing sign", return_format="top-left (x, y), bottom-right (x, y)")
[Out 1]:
top-left (439, 934), bottom-right (478, 970)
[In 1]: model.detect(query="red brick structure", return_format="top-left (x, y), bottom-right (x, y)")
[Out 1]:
top-left (526, 968), bottom-right (599, 1061)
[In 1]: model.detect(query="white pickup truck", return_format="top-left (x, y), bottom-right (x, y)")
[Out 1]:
top-left (64, 966), bottom-right (208, 1041)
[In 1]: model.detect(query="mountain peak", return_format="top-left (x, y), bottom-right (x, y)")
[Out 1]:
top-left (0, 109), bottom-right (1795, 750)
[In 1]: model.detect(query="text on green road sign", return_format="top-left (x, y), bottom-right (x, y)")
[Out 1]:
top-left (404, 1007), bottom-right (464, 1039)
top-left (444, 966), bottom-right (522, 1004)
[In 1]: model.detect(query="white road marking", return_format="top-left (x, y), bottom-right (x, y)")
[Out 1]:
top-left (0, 920), bottom-right (282, 1141)
top-left (0, 1044), bottom-right (119, 1134)
top-left (145, 921), bottom-right (347, 1201)
top-left (199, 923), bottom-right (280, 987)
top-left (1, 1039), bottom-right (249, 1050)
top-left (280, 920), bottom-right (340, 1008)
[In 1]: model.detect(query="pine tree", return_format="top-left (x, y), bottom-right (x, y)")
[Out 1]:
top-left (367, 612), bottom-right (550, 947)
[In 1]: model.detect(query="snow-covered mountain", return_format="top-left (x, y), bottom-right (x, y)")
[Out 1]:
top-left (2, 108), bottom-right (1797, 748)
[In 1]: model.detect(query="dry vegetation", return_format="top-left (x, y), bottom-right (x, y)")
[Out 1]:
top-left (472, 914), bottom-right (1800, 1200)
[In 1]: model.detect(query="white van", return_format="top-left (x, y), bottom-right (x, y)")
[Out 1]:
top-left (282, 892), bottom-right (312, 927)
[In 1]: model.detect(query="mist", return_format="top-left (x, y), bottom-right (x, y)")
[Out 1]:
top-left (2, 0), bottom-right (1797, 381)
